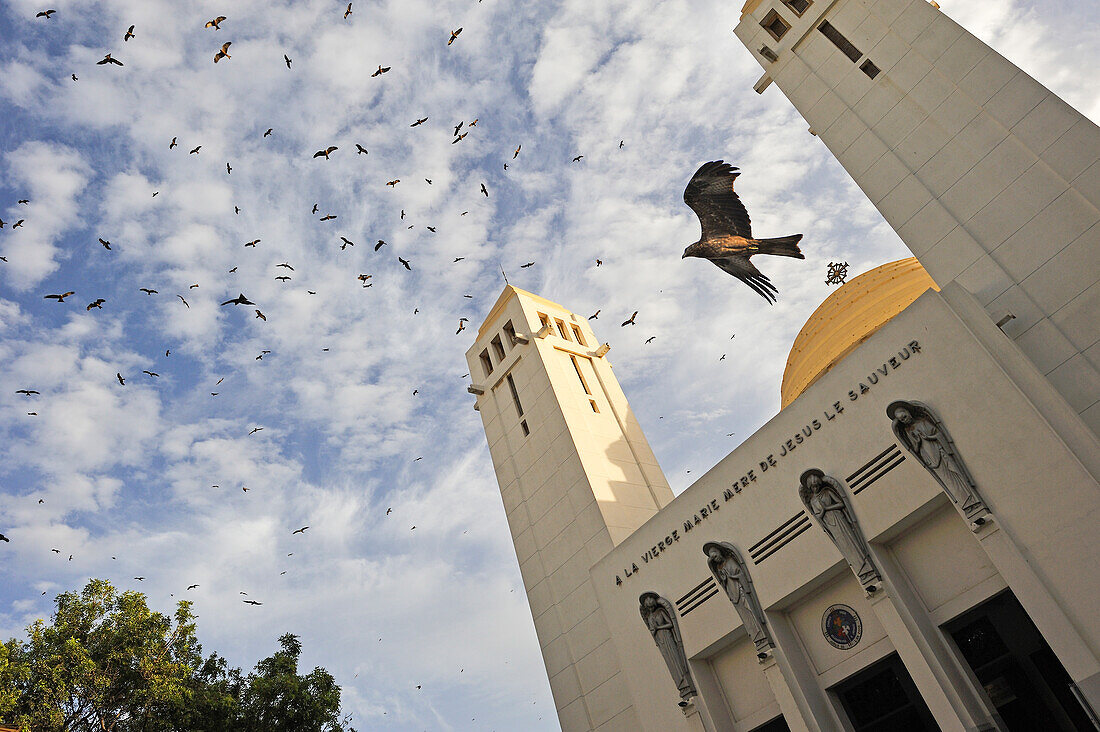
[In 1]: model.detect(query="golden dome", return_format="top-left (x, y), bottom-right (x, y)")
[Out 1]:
top-left (780, 258), bottom-right (939, 407)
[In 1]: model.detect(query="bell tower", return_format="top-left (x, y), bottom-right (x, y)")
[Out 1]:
top-left (467, 285), bottom-right (674, 730)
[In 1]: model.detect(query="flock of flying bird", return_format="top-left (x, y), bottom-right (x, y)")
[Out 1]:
top-left (4, 3), bottom-right (811, 720)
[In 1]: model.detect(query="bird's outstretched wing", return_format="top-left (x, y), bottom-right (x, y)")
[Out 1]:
top-left (711, 255), bottom-right (778, 304)
top-left (683, 161), bottom-right (752, 241)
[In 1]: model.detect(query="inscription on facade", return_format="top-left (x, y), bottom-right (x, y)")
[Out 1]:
top-left (614, 340), bottom-right (923, 587)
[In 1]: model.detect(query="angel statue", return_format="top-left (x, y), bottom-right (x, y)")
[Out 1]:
top-left (639, 592), bottom-right (697, 703)
top-left (703, 542), bottom-right (774, 654)
top-left (888, 400), bottom-right (988, 520)
top-left (799, 469), bottom-right (881, 591)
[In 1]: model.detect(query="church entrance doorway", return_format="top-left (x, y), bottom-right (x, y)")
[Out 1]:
top-left (832, 653), bottom-right (939, 731)
top-left (946, 591), bottom-right (1094, 731)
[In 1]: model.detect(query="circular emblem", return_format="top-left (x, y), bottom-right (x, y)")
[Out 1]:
top-left (822, 604), bottom-right (862, 650)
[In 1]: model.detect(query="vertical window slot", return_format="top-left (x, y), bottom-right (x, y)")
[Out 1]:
top-left (491, 335), bottom-right (506, 361)
top-left (571, 324), bottom-right (586, 346)
top-left (506, 374), bottom-right (524, 418)
top-left (570, 355), bottom-right (592, 395)
top-left (480, 349), bottom-right (493, 377)
top-left (503, 320), bottom-right (518, 345)
top-left (818, 20), bottom-right (862, 62)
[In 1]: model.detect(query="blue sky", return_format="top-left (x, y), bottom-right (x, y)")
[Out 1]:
top-left (1, 0), bottom-right (1098, 728)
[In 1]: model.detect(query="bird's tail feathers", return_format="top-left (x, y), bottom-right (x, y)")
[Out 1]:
top-left (753, 234), bottom-right (804, 259)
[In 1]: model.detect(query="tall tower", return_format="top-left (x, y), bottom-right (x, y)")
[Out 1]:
top-left (735, 0), bottom-right (1100, 434)
top-left (467, 285), bottom-right (674, 730)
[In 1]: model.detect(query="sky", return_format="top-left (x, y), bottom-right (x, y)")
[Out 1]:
top-left (1, 0), bottom-right (1098, 728)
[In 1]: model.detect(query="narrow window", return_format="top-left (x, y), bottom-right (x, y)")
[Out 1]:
top-left (818, 20), bottom-right (862, 62)
top-left (538, 313), bottom-right (551, 330)
top-left (860, 59), bottom-right (881, 79)
top-left (571, 324), bottom-right (586, 346)
top-left (555, 319), bottom-right (570, 340)
top-left (506, 374), bottom-right (523, 417)
top-left (480, 349), bottom-right (493, 377)
top-left (520, 420), bottom-right (530, 436)
top-left (503, 320), bottom-right (517, 346)
top-left (782, 0), bottom-right (811, 15)
top-left (491, 335), bottom-right (505, 361)
top-left (761, 10), bottom-right (790, 41)
top-left (570, 355), bottom-right (592, 395)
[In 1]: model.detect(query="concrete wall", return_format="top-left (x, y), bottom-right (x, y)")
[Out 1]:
top-left (735, 0), bottom-right (1100, 434)
top-left (591, 289), bottom-right (1100, 730)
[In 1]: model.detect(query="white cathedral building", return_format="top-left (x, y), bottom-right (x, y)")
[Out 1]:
top-left (466, 0), bottom-right (1100, 730)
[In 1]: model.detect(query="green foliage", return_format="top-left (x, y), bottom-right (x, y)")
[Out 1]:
top-left (0, 580), bottom-right (354, 732)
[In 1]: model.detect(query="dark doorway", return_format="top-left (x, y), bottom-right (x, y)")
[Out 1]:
top-left (833, 654), bottom-right (939, 731)
top-left (946, 591), bottom-right (1094, 731)
top-left (831, 651), bottom-right (937, 726)
top-left (750, 715), bottom-right (791, 732)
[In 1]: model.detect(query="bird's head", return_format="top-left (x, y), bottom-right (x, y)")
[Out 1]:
top-left (682, 242), bottom-right (702, 259)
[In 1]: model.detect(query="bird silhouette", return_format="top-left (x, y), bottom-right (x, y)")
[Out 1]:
top-left (480, 183), bottom-right (488, 197)
top-left (243, 599), bottom-right (262, 605)
top-left (340, 237), bottom-right (354, 250)
top-left (124, 25), bottom-right (135, 41)
top-left (398, 257), bottom-right (411, 270)
top-left (682, 161), bottom-right (804, 304)
top-left (264, 128), bottom-right (273, 137)
top-left (344, 3), bottom-right (353, 18)
top-left (621, 311), bottom-right (638, 327)
top-left (255, 309), bottom-right (267, 321)
top-left (15, 390), bottom-right (40, 396)
top-left (139, 288), bottom-right (157, 295)
top-left (319, 214), bottom-right (336, 221)
top-left (220, 293), bottom-right (254, 306)
top-left (187, 584), bottom-right (199, 590)
top-left (284, 54), bottom-right (292, 69)
top-left (448, 28), bottom-right (463, 45)
top-left (44, 292), bottom-right (75, 302)
top-left (36, 9), bottom-right (56, 18)
top-left (189, 146), bottom-right (201, 155)
top-left (86, 298), bottom-right (106, 310)
top-left (97, 53), bottom-right (123, 66)
top-left (213, 42), bottom-right (231, 63)
top-left (371, 65), bottom-right (390, 77)
top-left (99, 238), bottom-right (112, 249)
top-left (116, 373), bottom-right (126, 385)
top-left (588, 310), bottom-right (600, 320)
top-left (410, 117), bottom-right (427, 127)
top-left (177, 295), bottom-right (189, 308)
top-left (143, 370), bottom-right (159, 377)
top-left (572, 155), bottom-right (583, 162)
top-left (292, 526), bottom-right (309, 534)
top-left (386, 180), bottom-right (399, 187)
top-left (205, 16), bottom-right (226, 29)
top-left (375, 240), bottom-right (387, 251)
top-left (355, 144), bottom-right (368, 154)
top-left (314, 146), bottom-right (337, 159)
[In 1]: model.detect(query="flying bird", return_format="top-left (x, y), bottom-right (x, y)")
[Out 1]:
top-left (133, 576), bottom-right (144, 581)
top-left (456, 320), bottom-right (466, 334)
top-left (36, 9), bottom-right (56, 18)
top-left (621, 311), bottom-right (638, 327)
top-left (86, 298), bottom-right (105, 310)
top-left (620, 140), bottom-right (625, 148)
top-left (243, 599), bottom-right (262, 605)
top-left (116, 373), bottom-right (126, 385)
top-left (205, 16), bottom-right (226, 29)
top-left (139, 288), bottom-right (157, 295)
top-left (226, 162), bottom-right (232, 174)
top-left (213, 42), bottom-right (231, 63)
top-left (284, 54), bottom-right (292, 68)
top-left (187, 584), bottom-right (199, 590)
top-left (245, 239), bottom-right (260, 247)
top-left (572, 155), bottom-right (583, 162)
top-left (645, 336), bottom-right (656, 344)
top-left (371, 65), bottom-right (390, 77)
top-left (44, 292), bottom-right (75, 302)
top-left (143, 370), bottom-right (159, 377)
top-left (520, 262), bottom-right (534, 268)
top-left (682, 161), bottom-right (804, 304)
top-left (588, 310), bottom-right (600, 320)
top-left (513, 145), bottom-right (521, 159)
top-left (340, 237), bottom-right (354, 249)
top-left (15, 390), bottom-right (39, 396)
top-left (319, 214), bottom-right (336, 221)
top-left (453, 121), bottom-right (463, 136)
top-left (386, 179), bottom-right (399, 187)
top-left (344, 3), bottom-right (353, 18)
top-left (448, 27), bottom-right (462, 45)
top-left (275, 275), bottom-right (290, 282)
top-left (189, 145), bottom-right (201, 154)
top-left (124, 25), bottom-right (135, 41)
top-left (249, 427), bottom-right (263, 435)
top-left (314, 146), bottom-right (338, 159)
top-left (276, 262), bottom-right (294, 270)
top-left (398, 257), bottom-right (411, 270)
top-left (355, 144), bottom-right (368, 154)
top-left (292, 526), bottom-right (309, 534)
top-left (480, 183), bottom-right (488, 197)
top-left (452, 132), bottom-right (467, 144)
top-left (97, 54), bottom-right (123, 66)
top-left (177, 294), bottom-right (189, 308)
top-left (264, 128), bottom-right (273, 137)
top-left (99, 238), bottom-right (112, 249)
top-left (12, 220), bottom-right (24, 228)
top-left (375, 240), bottom-right (387, 251)
top-left (255, 309), bottom-right (266, 321)
top-left (220, 293), bottom-right (254, 306)
top-left (410, 117), bottom-right (427, 127)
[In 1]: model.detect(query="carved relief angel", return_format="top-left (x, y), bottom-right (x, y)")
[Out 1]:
top-left (888, 400), bottom-right (987, 519)
top-left (703, 541), bottom-right (774, 654)
top-left (799, 468), bottom-right (880, 590)
top-left (639, 591), bottom-right (697, 702)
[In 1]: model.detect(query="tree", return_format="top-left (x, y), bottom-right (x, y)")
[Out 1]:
top-left (0, 579), bottom-right (354, 732)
